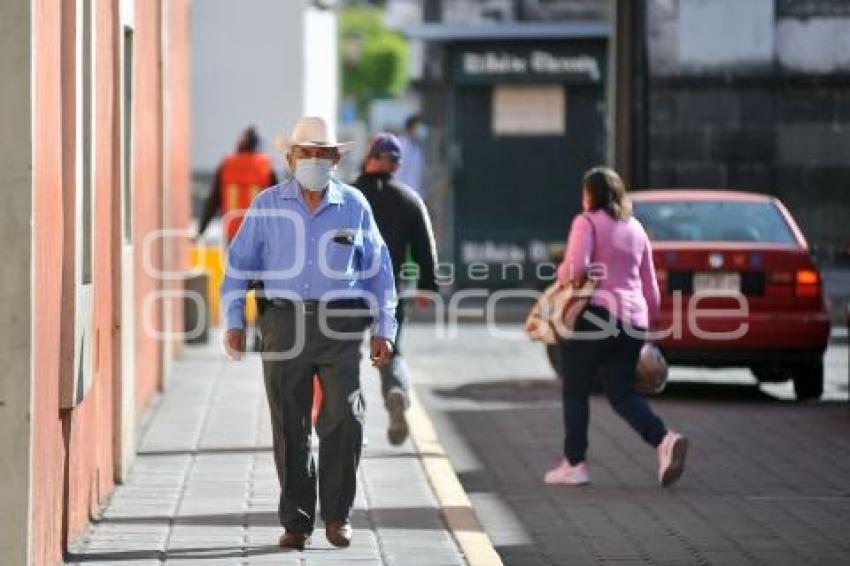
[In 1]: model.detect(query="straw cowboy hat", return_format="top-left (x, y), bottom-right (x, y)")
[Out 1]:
top-left (276, 116), bottom-right (352, 153)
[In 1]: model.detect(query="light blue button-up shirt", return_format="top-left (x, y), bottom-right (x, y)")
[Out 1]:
top-left (220, 177), bottom-right (398, 340)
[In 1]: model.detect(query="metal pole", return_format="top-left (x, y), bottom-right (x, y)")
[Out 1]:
top-left (609, 0), bottom-right (633, 186)
top-left (608, 0), bottom-right (649, 190)
top-left (632, 0), bottom-right (650, 189)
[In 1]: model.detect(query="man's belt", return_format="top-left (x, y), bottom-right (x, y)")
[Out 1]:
top-left (269, 298), bottom-right (370, 315)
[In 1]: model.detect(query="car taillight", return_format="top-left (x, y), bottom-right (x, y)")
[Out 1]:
top-left (795, 269), bottom-right (820, 298)
top-left (766, 269), bottom-right (820, 298)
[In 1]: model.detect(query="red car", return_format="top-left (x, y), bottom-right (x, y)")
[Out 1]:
top-left (631, 190), bottom-right (830, 400)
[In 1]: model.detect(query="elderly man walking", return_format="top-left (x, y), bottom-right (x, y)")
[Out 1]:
top-left (221, 117), bottom-right (397, 550)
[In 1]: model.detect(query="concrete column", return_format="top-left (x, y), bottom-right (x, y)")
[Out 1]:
top-left (0, 0), bottom-right (33, 563)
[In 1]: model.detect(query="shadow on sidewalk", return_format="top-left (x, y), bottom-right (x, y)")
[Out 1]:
top-left (135, 446), bottom-right (446, 460)
top-left (66, 541), bottom-right (348, 563)
top-left (136, 446), bottom-right (274, 456)
top-left (92, 506), bottom-right (467, 531)
top-left (72, 506), bottom-right (469, 561)
top-left (434, 378), bottom-right (849, 405)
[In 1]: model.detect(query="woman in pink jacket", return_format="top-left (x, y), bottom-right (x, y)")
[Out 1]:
top-left (544, 167), bottom-right (688, 487)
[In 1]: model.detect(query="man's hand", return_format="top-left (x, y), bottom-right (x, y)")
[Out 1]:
top-left (370, 337), bottom-right (393, 368)
top-left (224, 328), bottom-right (246, 360)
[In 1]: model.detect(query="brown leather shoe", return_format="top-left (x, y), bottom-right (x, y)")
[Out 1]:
top-left (278, 531), bottom-right (309, 551)
top-left (325, 520), bottom-right (353, 548)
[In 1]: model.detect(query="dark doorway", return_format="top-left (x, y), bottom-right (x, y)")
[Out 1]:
top-left (453, 81), bottom-right (606, 288)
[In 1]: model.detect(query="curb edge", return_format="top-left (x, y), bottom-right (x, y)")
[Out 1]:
top-left (407, 388), bottom-right (504, 566)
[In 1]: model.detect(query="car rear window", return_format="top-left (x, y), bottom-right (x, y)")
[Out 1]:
top-left (633, 200), bottom-right (798, 244)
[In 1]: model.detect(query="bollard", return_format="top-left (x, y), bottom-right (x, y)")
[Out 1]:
top-left (185, 271), bottom-right (210, 344)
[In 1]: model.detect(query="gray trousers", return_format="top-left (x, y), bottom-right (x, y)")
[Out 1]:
top-left (378, 299), bottom-right (411, 405)
top-left (259, 302), bottom-right (369, 534)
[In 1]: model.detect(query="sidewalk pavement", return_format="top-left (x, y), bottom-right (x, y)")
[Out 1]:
top-left (407, 323), bottom-right (850, 566)
top-left (66, 335), bottom-right (465, 566)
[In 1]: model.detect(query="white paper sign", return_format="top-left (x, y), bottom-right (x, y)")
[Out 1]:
top-left (492, 85), bottom-right (566, 136)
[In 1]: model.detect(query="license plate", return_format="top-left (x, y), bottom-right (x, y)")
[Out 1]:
top-left (693, 272), bottom-right (741, 293)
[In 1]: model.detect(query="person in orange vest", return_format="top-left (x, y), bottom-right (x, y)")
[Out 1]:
top-left (197, 126), bottom-right (279, 242)
top-left (198, 127), bottom-right (278, 350)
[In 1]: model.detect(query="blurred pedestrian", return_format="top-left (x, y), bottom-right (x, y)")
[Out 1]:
top-left (396, 114), bottom-right (426, 200)
top-left (544, 167), bottom-right (688, 487)
top-left (197, 126), bottom-right (278, 242)
top-left (354, 133), bottom-right (439, 446)
top-left (197, 126), bottom-right (278, 350)
top-left (221, 116), bottom-right (397, 550)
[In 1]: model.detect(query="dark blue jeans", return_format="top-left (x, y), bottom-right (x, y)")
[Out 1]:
top-left (559, 304), bottom-right (667, 465)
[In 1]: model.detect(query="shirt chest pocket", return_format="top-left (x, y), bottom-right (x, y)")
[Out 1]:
top-left (321, 227), bottom-right (362, 278)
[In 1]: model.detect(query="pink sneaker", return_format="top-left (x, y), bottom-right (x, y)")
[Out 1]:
top-left (544, 459), bottom-right (590, 485)
top-left (657, 431), bottom-right (688, 487)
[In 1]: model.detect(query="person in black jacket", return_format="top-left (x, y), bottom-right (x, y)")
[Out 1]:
top-left (355, 133), bottom-right (439, 445)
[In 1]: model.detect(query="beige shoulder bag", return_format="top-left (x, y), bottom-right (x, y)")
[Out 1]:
top-left (524, 214), bottom-right (597, 345)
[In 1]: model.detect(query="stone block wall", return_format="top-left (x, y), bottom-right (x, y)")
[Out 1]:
top-left (646, 0), bottom-right (850, 263)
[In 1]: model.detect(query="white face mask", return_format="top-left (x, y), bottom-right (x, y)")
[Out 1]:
top-left (294, 158), bottom-right (334, 191)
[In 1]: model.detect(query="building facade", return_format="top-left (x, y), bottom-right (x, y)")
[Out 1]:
top-left (646, 0), bottom-right (850, 264)
top-left (407, 0), bottom-right (850, 289)
top-left (407, 0), bottom-right (610, 288)
top-left (0, 1), bottom-right (191, 564)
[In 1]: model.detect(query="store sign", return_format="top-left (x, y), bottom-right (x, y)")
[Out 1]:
top-left (460, 50), bottom-right (601, 82)
top-left (461, 239), bottom-right (562, 264)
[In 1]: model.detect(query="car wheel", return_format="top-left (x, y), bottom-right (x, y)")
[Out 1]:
top-left (790, 360), bottom-right (824, 401)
